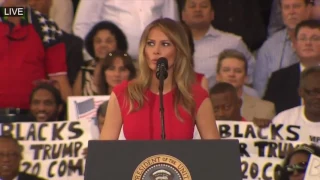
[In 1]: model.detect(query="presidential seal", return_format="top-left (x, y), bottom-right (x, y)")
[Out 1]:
top-left (132, 154), bottom-right (192, 180)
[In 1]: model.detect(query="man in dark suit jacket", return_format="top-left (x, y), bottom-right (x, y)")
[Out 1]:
top-left (0, 135), bottom-right (46, 180)
top-left (264, 63), bottom-right (301, 114)
top-left (264, 20), bottom-right (320, 114)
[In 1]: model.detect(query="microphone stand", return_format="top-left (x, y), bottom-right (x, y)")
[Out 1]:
top-left (159, 70), bottom-right (166, 140)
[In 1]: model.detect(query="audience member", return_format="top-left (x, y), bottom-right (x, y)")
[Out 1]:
top-left (264, 20), bottom-right (320, 113)
top-left (73, 21), bottom-right (128, 95)
top-left (254, 0), bottom-right (312, 97)
top-left (27, 0), bottom-right (84, 86)
top-left (180, 0), bottom-right (255, 88)
top-left (73, 0), bottom-right (179, 60)
top-left (268, 0), bottom-right (320, 36)
top-left (277, 144), bottom-right (320, 180)
top-left (97, 51), bottom-right (136, 95)
top-left (0, 0), bottom-right (71, 122)
top-left (209, 82), bottom-right (244, 121)
top-left (272, 66), bottom-right (320, 145)
top-left (29, 83), bottom-right (63, 122)
top-left (209, 0), bottom-right (268, 51)
top-left (96, 101), bottom-right (109, 132)
top-left (100, 18), bottom-right (220, 140)
top-left (216, 49), bottom-right (276, 122)
top-left (182, 23), bottom-right (209, 90)
top-left (0, 135), bottom-right (45, 180)
top-left (49, 0), bottom-right (74, 33)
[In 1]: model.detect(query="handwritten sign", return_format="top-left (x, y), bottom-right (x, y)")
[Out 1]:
top-left (216, 121), bottom-right (305, 180)
top-left (305, 154), bottom-right (320, 180)
top-left (67, 96), bottom-right (110, 120)
top-left (0, 120), bottom-right (94, 180)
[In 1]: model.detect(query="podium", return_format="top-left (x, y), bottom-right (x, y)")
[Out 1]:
top-left (84, 140), bottom-right (242, 179)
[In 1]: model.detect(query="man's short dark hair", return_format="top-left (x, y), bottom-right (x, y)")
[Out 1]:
top-left (217, 49), bottom-right (248, 75)
top-left (209, 82), bottom-right (238, 97)
top-left (295, 20), bottom-right (320, 38)
top-left (96, 101), bottom-right (109, 118)
top-left (178, 0), bottom-right (214, 11)
top-left (0, 133), bottom-right (23, 153)
top-left (300, 66), bottom-right (320, 88)
top-left (29, 83), bottom-right (63, 106)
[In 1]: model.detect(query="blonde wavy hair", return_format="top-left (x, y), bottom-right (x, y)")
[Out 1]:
top-left (125, 18), bottom-right (196, 120)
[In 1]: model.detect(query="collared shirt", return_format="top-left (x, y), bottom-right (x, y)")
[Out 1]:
top-left (300, 63), bottom-right (306, 105)
top-left (194, 26), bottom-right (255, 88)
top-left (73, 0), bottom-right (179, 60)
top-left (253, 29), bottom-right (299, 97)
top-left (0, 8), bottom-right (67, 109)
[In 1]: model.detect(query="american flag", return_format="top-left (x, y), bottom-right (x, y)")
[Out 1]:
top-left (75, 98), bottom-right (105, 119)
top-left (32, 9), bottom-right (63, 48)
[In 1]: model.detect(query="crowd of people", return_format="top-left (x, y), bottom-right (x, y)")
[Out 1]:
top-left (1, 0), bottom-right (320, 179)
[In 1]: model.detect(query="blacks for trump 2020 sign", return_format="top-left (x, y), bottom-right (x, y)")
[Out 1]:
top-left (0, 120), bottom-right (94, 180)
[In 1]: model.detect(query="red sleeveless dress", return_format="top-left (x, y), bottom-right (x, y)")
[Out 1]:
top-left (196, 73), bottom-right (204, 83)
top-left (113, 81), bottom-right (208, 140)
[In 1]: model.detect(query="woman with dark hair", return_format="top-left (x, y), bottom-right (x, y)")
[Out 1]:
top-left (97, 50), bottom-right (136, 95)
top-left (276, 144), bottom-right (320, 180)
top-left (73, 21), bottom-right (128, 95)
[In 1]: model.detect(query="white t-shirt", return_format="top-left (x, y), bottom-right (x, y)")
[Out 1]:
top-left (272, 106), bottom-right (320, 145)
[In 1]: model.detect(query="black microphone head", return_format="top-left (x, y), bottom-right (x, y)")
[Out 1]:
top-left (156, 57), bottom-right (168, 80)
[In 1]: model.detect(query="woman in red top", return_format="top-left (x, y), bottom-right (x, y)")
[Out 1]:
top-left (100, 18), bottom-right (220, 140)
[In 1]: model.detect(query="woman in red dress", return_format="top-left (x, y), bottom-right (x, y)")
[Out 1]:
top-left (100, 18), bottom-right (220, 140)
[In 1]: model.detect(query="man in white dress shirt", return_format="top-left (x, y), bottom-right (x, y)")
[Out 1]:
top-left (180, 0), bottom-right (255, 88)
top-left (272, 66), bottom-right (320, 145)
top-left (73, 0), bottom-right (179, 60)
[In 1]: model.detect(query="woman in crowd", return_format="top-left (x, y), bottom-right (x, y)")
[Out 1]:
top-left (97, 50), bottom-right (137, 95)
top-left (181, 23), bottom-right (209, 91)
top-left (100, 18), bottom-right (220, 140)
top-left (277, 144), bottom-right (320, 180)
top-left (73, 21), bottom-right (128, 95)
top-left (96, 101), bottom-right (109, 132)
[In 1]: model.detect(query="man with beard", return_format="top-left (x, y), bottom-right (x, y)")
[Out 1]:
top-left (272, 66), bottom-right (320, 146)
top-left (0, 135), bottom-right (45, 180)
top-left (29, 83), bottom-right (63, 122)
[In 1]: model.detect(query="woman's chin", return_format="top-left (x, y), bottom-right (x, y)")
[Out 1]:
top-left (148, 64), bottom-right (157, 71)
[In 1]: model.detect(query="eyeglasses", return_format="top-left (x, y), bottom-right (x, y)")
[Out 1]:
top-left (286, 162), bottom-right (308, 176)
top-left (304, 88), bottom-right (320, 96)
top-left (108, 52), bottom-right (128, 57)
top-left (0, 152), bottom-right (20, 159)
top-left (297, 36), bottom-right (320, 43)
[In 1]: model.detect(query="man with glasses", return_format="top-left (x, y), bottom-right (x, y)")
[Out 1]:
top-left (264, 19), bottom-right (320, 114)
top-left (254, 0), bottom-right (313, 97)
top-left (272, 66), bottom-right (320, 146)
top-left (0, 134), bottom-right (45, 180)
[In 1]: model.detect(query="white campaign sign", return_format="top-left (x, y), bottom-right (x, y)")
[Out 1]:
top-left (67, 96), bottom-right (110, 120)
top-left (305, 154), bottom-right (320, 180)
top-left (0, 120), bottom-right (94, 180)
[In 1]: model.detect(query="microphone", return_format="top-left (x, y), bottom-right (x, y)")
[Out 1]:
top-left (156, 57), bottom-right (168, 140)
top-left (156, 57), bottom-right (168, 80)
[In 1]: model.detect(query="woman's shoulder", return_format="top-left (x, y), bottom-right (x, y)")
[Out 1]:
top-left (195, 73), bottom-right (204, 82)
top-left (191, 83), bottom-right (207, 95)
